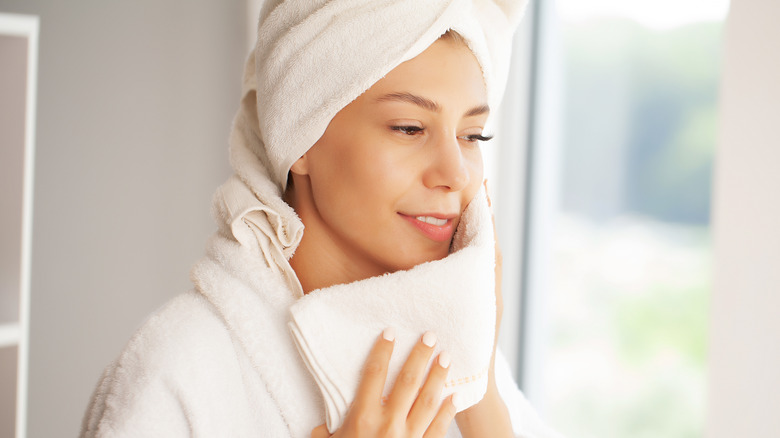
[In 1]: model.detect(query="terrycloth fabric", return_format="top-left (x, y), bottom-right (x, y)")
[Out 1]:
top-left (289, 189), bottom-right (496, 432)
top-left (213, 174), bottom-right (304, 296)
top-left (80, 235), bottom-right (321, 437)
top-left (81, 232), bottom-right (562, 438)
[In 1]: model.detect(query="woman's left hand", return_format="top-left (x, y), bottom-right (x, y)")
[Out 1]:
top-left (453, 181), bottom-right (513, 437)
top-left (488, 183), bottom-right (504, 363)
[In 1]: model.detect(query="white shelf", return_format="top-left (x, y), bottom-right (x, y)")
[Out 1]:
top-left (1, 12), bottom-right (38, 438)
top-left (0, 323), bottom-right (21, 349)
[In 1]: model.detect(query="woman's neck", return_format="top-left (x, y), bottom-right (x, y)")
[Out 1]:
top-left (289, 235), bottom-right (387, 294)
top-left (284, 182), bottom-right (390, 294)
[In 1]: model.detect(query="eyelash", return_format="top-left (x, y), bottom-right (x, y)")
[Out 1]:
top-left (462, 134), bottom-right (494, 143)
top-left (391, 126), bottom-right (424, 136)
top-left (390, 126), bottom-right (494, 143)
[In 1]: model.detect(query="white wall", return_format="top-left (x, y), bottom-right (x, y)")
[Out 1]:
top-left (0, 1), bottom-right (244, 436)
top-left (707, 0), bottom-right (780, 436)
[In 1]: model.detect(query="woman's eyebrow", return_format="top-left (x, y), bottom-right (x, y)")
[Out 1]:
top-left (376, 92), bottom-right (440, 112)
top-left (375, 92), bottom-right (490, 117)
top-left (464, 104), bottom-right (490, 117)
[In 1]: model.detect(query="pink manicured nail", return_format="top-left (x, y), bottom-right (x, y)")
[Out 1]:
top-left (382, 328), bottom-right (395, 342)
top-left (422, 331), bottom-right (437, 347)
top-left (438, 351), bottom-right (451, 368)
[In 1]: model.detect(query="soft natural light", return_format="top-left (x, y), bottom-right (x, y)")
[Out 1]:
top-left (524, 1), bottom-right (726, 436)
top-left (556, 0), bottom-right (730, 29)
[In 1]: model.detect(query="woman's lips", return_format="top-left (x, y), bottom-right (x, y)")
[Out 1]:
top-left (399, 213), bottom-right (456, 242)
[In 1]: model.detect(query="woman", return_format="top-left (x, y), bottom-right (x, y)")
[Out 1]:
top-left (81, 1), bottom-right (560, 437)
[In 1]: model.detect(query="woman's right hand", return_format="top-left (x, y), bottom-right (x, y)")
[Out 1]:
top-left (311, 329), bottom-right (458, 438)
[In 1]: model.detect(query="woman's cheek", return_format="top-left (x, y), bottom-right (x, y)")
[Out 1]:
top-left (466, 151), bottom-right (484, 195)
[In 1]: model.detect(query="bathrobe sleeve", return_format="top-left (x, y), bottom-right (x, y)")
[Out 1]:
top-left (80, 291), bottom-right (288, 438)
top-left (81, 358), bottom-right (192, 438)
top-left (494, 349), bottom-right (565, 438)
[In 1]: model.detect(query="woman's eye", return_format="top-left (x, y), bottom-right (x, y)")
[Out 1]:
top-left (391, 126), bottom-right (424, 136)
top-left (460, 134), bottom-right (494, 143)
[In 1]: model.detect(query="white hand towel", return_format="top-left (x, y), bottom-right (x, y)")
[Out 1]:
top-left (289, 189), bottom-right (496, 433)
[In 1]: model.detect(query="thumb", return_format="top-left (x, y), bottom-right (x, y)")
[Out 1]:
top-left (311, 424), bottom-right (330, 438)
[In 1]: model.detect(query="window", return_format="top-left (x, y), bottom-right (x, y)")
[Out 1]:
top-left (515, 1), bottom-right (728, 436)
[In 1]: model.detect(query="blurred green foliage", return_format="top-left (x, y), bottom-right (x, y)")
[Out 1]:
top-left (615, 277), bottom-right (710, 367)
top-left (548, 224), bottom-right (711, 438)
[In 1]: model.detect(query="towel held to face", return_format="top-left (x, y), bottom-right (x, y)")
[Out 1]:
top-left (288, 188), bottom-right (496, 433)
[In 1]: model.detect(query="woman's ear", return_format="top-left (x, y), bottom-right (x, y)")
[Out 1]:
top-left (290, 154), bottom-right (310, 175)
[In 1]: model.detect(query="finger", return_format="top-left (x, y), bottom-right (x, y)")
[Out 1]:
top-left (311, 424), bottom-right (330, 438)
top-left (354, 328), bottom-right (396, 407)
top-left (386, 331), bottom-right (437, 413)
top-left (422, 394), bottom-right (458, 438)
top-left (488, 178), bottom-right (503, 343)
top-left (483, 178), bottom-right (497, 219)
top-left (407, 351), bottom-right (451, 433)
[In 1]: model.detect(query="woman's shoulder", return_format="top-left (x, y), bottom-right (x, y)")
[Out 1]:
top-left (111, 291), bottom-right (236, 378)
top-left (81, 291), bottom-right (277, 437)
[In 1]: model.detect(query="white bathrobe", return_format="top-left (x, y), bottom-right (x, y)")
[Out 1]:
top-left (80, 229), bottom-right (561, 438)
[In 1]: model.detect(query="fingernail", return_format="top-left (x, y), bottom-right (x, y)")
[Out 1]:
top-left (451, 392), bottom-right (461, 409)
top-left (422, 331), bottom-right (437, 347)
top-left (438, 351), bottom-right (451, 368)
top-left (382, 327), bottom-right (395, 342)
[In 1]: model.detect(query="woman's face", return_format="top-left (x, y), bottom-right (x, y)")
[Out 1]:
top-left (290, 37), bottom-right (488, 281)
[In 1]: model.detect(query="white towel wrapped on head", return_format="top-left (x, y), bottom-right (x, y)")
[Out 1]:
top-left (289, 188), bottom-right (496, 433)
top-left (238, 0), bottom-right (529, 192)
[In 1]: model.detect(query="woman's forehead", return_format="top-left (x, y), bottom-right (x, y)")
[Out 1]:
top-left (359, 39), bottom-right (488, 112)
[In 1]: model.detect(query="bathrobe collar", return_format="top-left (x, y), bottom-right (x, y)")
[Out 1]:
top-left (190, 233), bottom-right (322, 436)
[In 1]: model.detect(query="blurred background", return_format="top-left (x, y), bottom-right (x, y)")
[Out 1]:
top-left (1, 0), bottom-right (778, 437)
top-left (485, 2), bottom-right (779, 438)
top-left (0, 2), bottom-right (244, 436)
top-left (515, 2), bottom-right (724, 437)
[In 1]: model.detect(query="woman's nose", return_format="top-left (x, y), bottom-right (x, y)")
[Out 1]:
top-left (422, 134), bottom-right (470, 191)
